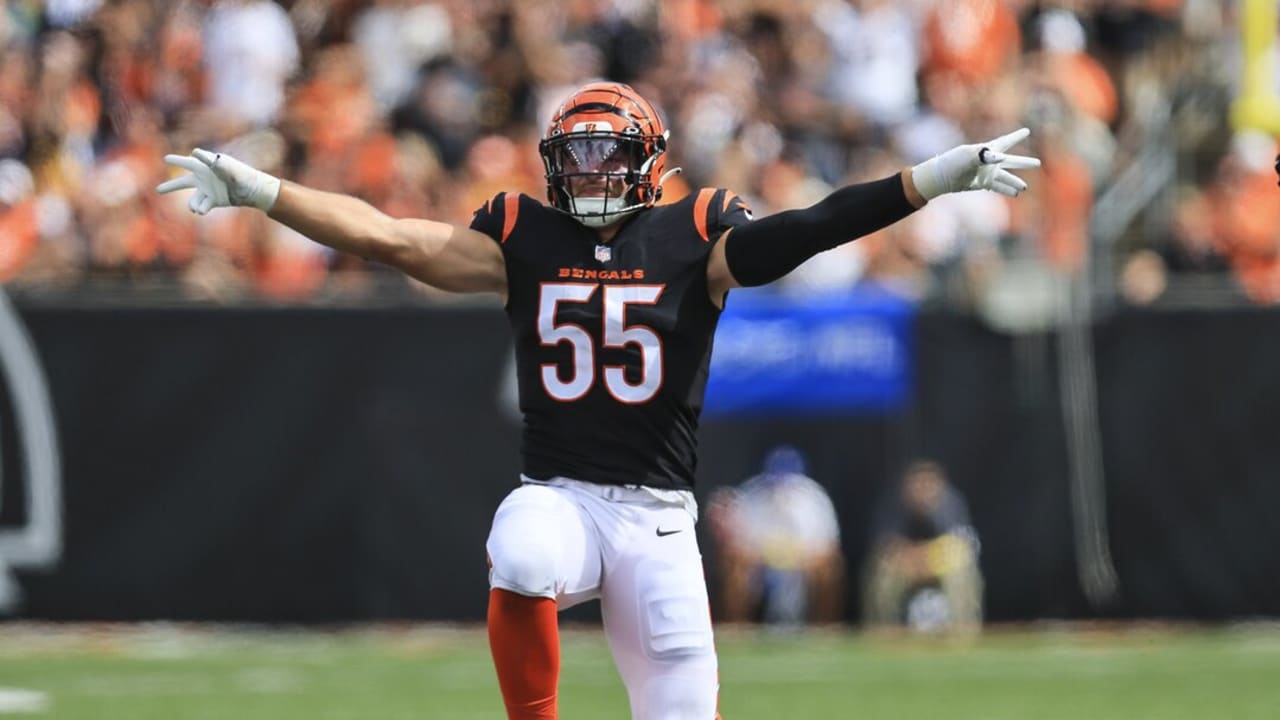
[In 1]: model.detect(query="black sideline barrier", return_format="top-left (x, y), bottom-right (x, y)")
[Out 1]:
top-left (5, 305), bottom-right (1279, 622)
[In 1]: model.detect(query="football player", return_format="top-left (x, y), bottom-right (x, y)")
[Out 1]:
top-left (158, 81), bottom-right (1038, 720)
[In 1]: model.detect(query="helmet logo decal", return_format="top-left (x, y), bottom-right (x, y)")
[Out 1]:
top-left (572, 121), bottom-right (612, 134)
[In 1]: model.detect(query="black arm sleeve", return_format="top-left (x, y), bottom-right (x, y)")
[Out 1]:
top-left (722, 174), bottom-right (917, 287)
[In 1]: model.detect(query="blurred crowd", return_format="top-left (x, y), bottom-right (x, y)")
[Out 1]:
top-left (0, 0), bottom-right (1275, 305)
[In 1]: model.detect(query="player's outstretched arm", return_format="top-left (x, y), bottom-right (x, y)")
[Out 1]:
top-left (156, 149), bottom-right (506, 296)
top-left (707, 128), bottom-right (1040, 301)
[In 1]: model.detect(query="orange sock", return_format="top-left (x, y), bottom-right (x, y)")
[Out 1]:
top-left (488, 589), bottom-right (559, 720)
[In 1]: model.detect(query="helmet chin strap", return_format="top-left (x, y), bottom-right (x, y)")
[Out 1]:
top-left (573, 197), bottom-right (629, 227)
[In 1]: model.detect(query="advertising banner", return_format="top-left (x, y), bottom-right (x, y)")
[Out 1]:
top-left (705, 288), bottom-right (914, 416)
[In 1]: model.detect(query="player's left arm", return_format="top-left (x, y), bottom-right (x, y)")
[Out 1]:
top-left (706, 128), bottom-right (1040, 304)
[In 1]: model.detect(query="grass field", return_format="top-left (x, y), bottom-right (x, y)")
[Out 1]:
top-left (1, 622), bottom-right (1278, 719)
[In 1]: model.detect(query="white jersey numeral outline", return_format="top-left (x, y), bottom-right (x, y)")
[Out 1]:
top-left (538, 283), bottom-right (599, 401)
top-left (602, 285), bottom-right (664, 404)
top-left (537, 282), bottom-right (666, 404)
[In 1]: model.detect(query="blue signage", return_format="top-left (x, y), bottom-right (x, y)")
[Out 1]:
top-left (703, 287), bottom-right (914, 417)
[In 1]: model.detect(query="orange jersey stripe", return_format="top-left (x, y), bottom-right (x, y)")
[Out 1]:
top-left (501, 193), bottom-right (520, 243)
top-left (693, 188), bottom-right (715, 242)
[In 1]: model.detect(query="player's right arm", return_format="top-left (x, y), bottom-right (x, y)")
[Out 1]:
top-left (269, 182), bottom-right (505, 295)
top-left (157, 149), bottom-right (506, 296)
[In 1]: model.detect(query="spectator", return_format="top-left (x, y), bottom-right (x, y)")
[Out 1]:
top-left (0, 159), bottom-right (39, 281)
top-left (202, 0), bottom-right (299, 131)
top-left (1207, 131), bottom-right (1280, 303)
top-left (817, 0), bottom-right (920, 128)
top-left (707, 445), bottom-right (844, 626)
top-left (921, 0), bottom-right (1021, 86)
top-left (862, 460), bottom-right (982, 634)
top-left (352, 1), bottom-right (453, 114)
top-left (1119, 186), bottom-right (1237, 305)
top-left (0, 0), bottom-right (1258, 306)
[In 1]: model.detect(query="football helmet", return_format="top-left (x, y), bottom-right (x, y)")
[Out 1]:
top-left (539, 82), bottom-right (677, 227)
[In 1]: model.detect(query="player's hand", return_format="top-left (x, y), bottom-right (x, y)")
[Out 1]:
top-left (156, 149), bottom-right (281, 215)
top-left (910, 127), bottom-right (1041, 200)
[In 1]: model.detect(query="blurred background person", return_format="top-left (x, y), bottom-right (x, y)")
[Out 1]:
top-left (862, 459), bottom-right (983, 634)
top-left (0, 0), bottom-right (1263, 311)
top-left (201, 0), bottom-right (299, 134)
top-left (708, 445), bottom-right (845, 627)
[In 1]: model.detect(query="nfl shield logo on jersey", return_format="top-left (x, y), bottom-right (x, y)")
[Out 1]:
top-left (594, 245), bottom-right (612, 262)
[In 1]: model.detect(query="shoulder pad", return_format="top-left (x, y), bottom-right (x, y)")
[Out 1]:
top-left (691, 188), bottom-right (753, 242)
top-left (469, 192), bottom-right (524, 244)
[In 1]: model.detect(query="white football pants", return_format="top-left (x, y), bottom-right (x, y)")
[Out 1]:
top-left (486, 477), bottom-right (719, 720)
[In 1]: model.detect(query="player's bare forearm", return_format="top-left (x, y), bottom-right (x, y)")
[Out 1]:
top-left (269, 181), bottom-right (506, 295)
top-left (268, 181), bottom-right (402, 263)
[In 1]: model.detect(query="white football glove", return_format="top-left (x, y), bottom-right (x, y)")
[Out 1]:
top-left (156, 149), bottom-right (281, 215)
top-left (911, 127), bottom-right (1041, 201)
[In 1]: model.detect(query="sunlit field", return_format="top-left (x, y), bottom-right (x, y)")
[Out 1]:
top-left (1, 623), bottom-right (1277, 719)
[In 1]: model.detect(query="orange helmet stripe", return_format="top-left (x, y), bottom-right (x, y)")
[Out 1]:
top-left (552, 84), bottom-right (662, 135)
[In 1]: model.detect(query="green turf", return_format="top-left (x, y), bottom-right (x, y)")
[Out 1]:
top-left (1, 624), bottom-right (1278, 719)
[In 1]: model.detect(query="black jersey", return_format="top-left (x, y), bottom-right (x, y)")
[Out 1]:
top-left (470, 189), bottom-right (753, 490)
